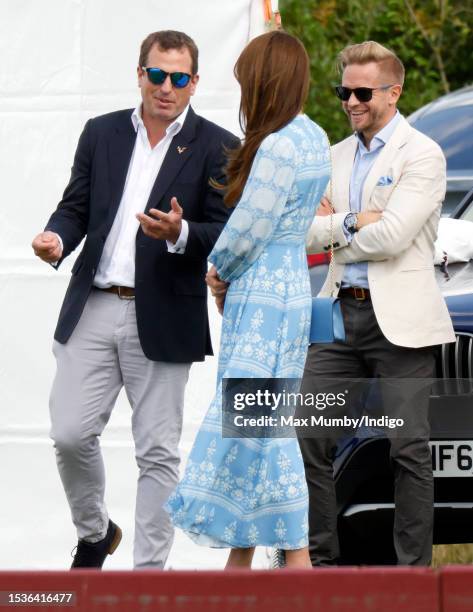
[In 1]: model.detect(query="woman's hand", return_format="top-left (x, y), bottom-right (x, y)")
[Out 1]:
top-left (316, 196), bottom-right (333, 217)
top-left (206, 265), bottom-right (229, 316)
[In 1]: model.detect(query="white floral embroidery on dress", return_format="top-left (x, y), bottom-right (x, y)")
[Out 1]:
top-left (224, 521), bottom-right (237, 542)
top-left (274, 518), bottom-right (287, 541)
top-left (248, 524), bottom-right (259, 545)
top-left (165, 114), bottom-right (331, 549)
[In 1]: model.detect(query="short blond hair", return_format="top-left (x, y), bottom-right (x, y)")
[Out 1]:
top-left (338, 41), bottom-right (405, 86)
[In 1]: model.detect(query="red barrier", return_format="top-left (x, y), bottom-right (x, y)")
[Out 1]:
top-left (0, 568), bottom-right (439, 612)
top-left (440, 566), bottom-right (473, 612)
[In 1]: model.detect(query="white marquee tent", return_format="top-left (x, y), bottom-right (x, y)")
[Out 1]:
top-left (0, 0), bottom-right (279, 570)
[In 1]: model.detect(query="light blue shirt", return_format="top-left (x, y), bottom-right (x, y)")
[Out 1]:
top-left (342, 111), bottom-right (401, 288)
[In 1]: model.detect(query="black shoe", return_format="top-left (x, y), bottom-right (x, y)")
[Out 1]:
top-left (71, 520), bottom-right (122, 569)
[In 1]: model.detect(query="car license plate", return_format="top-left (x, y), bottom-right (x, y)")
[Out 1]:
top-left (430, 441), bottom-right (473, 477)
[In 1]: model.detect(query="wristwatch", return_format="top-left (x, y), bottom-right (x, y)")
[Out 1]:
top-left (344, 212), bottom-right (358, 234)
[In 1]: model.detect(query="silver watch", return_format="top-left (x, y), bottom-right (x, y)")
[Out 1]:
top-left (344, 212), bottom-right (358, 234)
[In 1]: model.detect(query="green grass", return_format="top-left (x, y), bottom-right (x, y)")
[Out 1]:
top-left (432, 544), bottom-right (473, 567)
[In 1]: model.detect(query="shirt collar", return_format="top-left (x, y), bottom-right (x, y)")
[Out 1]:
top-left (131, 103), bottom-right (190, 136)
top-left (356, 110), bottom-right (401, 152)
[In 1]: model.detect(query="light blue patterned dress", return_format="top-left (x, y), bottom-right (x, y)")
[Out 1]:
top-left (166, 114), bottom-right (330, 549)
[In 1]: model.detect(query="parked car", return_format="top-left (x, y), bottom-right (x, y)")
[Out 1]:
top-left (274, 187), bottom-right (473, 566)
top-left (408, 85), bottom-right (473, 215)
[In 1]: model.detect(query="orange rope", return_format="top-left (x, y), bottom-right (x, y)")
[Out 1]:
top-left (263, 0), bottom-right (272, 22)
top-left (264, 0), bottom-right (282, 29)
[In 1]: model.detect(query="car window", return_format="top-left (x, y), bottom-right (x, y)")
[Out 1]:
top-left (411, 106), bottom-right (473, 172)
top-left (460, 201), bottom-right (473, 223)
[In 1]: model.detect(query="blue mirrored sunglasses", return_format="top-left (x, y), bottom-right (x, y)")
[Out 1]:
top-left (142, 67), bottom-right (191, 88)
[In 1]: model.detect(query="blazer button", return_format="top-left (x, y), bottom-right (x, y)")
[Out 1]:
top-left (323, 246), bottom-right (329, 251)
top-left (335, 282), bottom-right (340, 288)
top-left (333, 242), bottom-right (340, 248)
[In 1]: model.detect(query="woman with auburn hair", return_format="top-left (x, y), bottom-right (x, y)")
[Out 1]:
top-left (166, 30), bottom-right (330, 568)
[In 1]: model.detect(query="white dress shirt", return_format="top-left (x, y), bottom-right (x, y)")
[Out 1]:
top-left (341, 111), bottom-right (401, 289)
top-left (93, 104), bottom-right (190, 288)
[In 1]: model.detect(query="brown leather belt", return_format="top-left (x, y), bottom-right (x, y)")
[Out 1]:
top-left (339, 287), bottom-right (371, 301)
top-left (98, 285), bottom-right (135, 299)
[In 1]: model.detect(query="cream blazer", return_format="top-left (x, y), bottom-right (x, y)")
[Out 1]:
top-left (306, 116), bottom-right (455, 348)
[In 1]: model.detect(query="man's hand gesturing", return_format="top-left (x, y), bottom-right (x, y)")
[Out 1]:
top-left (136, 196), bottom-right (183, 243)
top-left (32, 231), bottom-right (63, 263)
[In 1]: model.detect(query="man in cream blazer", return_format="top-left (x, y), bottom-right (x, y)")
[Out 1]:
top-left (306, 115), bottom-right (454, 348)
top-left (300, 41), bottom-right (455, 567)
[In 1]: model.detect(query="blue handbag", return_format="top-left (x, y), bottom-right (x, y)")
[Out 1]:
top-left (309, 206), bottom-right (346, 344)
top-left (310, 296), bottom-right (345, 343)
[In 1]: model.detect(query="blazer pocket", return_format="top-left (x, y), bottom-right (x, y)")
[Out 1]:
top-left (369, 184), bottom-right (397, 211)
top-left (376, 176), bottom-right (393, 186)
top-left (173, 276), bottom-right (207, 297)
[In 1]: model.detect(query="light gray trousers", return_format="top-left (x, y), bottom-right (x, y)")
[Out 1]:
top-left (49, 289), bottom-right (191, 568)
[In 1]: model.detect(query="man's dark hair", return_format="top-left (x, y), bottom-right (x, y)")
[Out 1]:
top-left (139, 30), bottom-right (199, 74)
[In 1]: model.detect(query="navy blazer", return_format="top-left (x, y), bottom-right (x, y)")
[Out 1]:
top-left (45, 107), bottom-right (239, 362)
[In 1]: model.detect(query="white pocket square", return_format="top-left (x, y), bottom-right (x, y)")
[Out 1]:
top-left (376, 175), bottom-right (393, 186)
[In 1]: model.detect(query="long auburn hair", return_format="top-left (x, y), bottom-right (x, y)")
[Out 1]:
top-left (223, 31), bottom-right (310, 207)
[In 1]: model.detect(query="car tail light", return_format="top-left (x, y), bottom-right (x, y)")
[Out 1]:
top-left (307, 252), bottom-right (331, 268)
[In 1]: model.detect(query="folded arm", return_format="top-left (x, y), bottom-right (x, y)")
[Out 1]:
top-left (305, 194), bottom-right (382, 256)
top-left (335, 149), bottom-right (446, 264)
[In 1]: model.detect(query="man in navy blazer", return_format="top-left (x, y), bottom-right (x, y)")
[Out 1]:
top-left (32, 30), bottom-right (238, 569)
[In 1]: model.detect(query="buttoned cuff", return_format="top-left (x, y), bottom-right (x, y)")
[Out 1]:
top-left (166, 219), bottom-right (189, 254)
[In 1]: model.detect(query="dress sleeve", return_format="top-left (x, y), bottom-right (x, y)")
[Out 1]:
top-left (208, 132), bottom-right (296, 282)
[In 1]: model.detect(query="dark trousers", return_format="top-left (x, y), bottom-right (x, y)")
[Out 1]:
top-left (299, 294), bottom-right (435, 566)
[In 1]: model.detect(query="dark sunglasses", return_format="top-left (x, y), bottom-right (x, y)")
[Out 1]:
top-left (335, 84), bottom-right (393, 102)
top-left (142, 67), bottom-right (191, 88)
